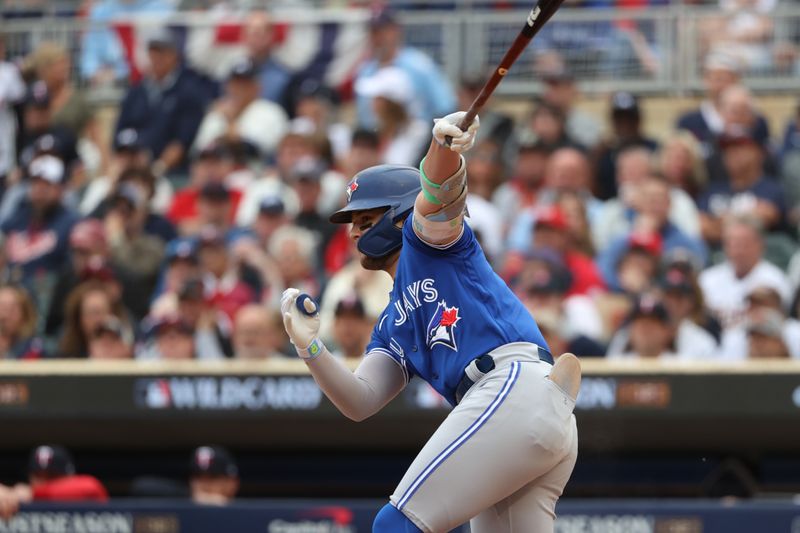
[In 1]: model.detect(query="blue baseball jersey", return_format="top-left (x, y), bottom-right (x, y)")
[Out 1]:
top-left (366, 213), bottom-right (551, 406)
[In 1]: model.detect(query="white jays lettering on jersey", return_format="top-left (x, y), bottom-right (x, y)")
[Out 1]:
top-left (367, 213), bottom-right (552, 406)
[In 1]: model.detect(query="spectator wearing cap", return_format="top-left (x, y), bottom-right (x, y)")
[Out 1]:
top-left (342, 129), bottom-right (382, 181)
top-left (676, 52), bottom-right (770, 149)
top-left (87, 316), bottom-right (133, 359)
top-left (189, 445), bottom-right (239, 506)
top-left (746, 309), bottom-right (791, 359)
top-left (592, 91), bottom-right (659, 201)
top-left (0, 36), bottom-right (25, 184)
top-left (0, 444), bottom-right (108, 519)
top-left (193, 58), bottom-right (288, 160)
top-left (520, 261), bottom-right (606, 351)
top-left (354, 66), bottom-right (430, 167)
top-left (1, 154), bottom-right (78, 283)
top-left (149, 240), bottom-right (200, 317)
top-left (233, 304), bottom-right (286, 360)
top-left (0, 284), bottom-right (45, 360)
top-left (598, 176), bottom-right (707, 285)
top-left (613, 230), bottom-right (664, 297)
top-left (173, 276), bottom-right (231, 360)
top-left (525, 100), bottom-right (580, 151)
top-left (168, 144), bottom-right (245, 234)
top-left (538, 62), bottom-right (603, 149)
top-left (27, 42), bottom-right (104, 171)
top-left (356, 7), bottom-right (456, 128)
top-left (288, 78), bottom-right (352, 164)
top-left (699, 216), bottom-right (792, 335)
top-left (531, 205), bottom-right (605, 297)
top-left (610, 296), bottom-right (680, 359)
top-left (491, 140), bottom-right (551, 230)
top-left (79, 128), bottom-right (174, 217)
top-left (719, 285), bottom-right (800, 360)
top-left (252, 196), bottom-right (288, 249)
top-left (44, 218), bottom-right (110, 337)
top-left (329, 295), bottom-right (373, 360)
top-left (115, 28), bottom-right (214, 177)
top-left (465, 140), bottom-right (507, 204)
top-left (608, 266), bottom-right (719, 360)
top-left (59, 280), bottom-right (132, 358)
top-left (79, 0), bottom-right (173, 85)
top-left (593, 147), bottom-right (702, 253)
top-left (698, 129), bottom-right (787, 244)
top-left (140, 313), bottom-right (197, 360)
top-left (243, 11), bottom-right (291, 106)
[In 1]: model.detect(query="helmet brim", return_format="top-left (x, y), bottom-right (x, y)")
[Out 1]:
top-left (329, 199), bottom-right (391, 224)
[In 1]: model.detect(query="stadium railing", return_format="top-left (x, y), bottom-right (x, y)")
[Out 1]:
top-left (2, 5), bottom-right (799, 102)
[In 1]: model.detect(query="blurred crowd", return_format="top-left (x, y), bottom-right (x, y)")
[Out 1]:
top-left (0, 4), bottom-right (798, 364)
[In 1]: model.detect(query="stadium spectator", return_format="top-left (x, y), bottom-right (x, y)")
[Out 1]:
top-left (15, 82), bottom-right (79, 175)
top-left (607, 266), bottom-right (719, 359)
top-left (0, 35), bottom-right (25, 186)
top-left (59, 280), bottom-right (131, 358)
top-left (330, 295), bottom-right (372, 360)
top-left (341, 129), bottom-right (382, 181)
top-left (520, 258), bottom-right (606, 349)
top-left (355, 7), bottom-right (456, 128)
top-left (746, 309), bottom-right (791, 359)
top-left (149, 240), bottom-right (200, 316)
top-left (610, 231), bottom-right (663, 296)
top-left (598, 176), bottom-right (707, 285)
top-left (698, 131), bottom-right (786, 243)
top-left (676, 52), bottom-right (769, 149)
top-left (268, 224), bottom-right (320, 300)
top-left (0, 445), bottom-right (107, 519)
top-left (193, 59), bottom-right (288, 160)
top-left (354, 66), bottom-right (429, 167)
top-left (87, 316), bottom-right (133, 360)
top-left (610, 296), bottom-right (680, 359)
top-left (702, 0), bottom-right (775, 73)
top-left (142, 314), bottom-right (197, 360)
top-left (492, 139), bottom-right (551, 228)
top-left (243, 11), bottom-right (291, 106)
top-left (251, 196), bottom-right (288, 249)
top-left (44, 219), bottom-right (109, 337)
top-left (80, 0), bottom-right (174, 85)
top-left (558, 191), bottom-right (596, 258)
top-left (233, 304), bottom-right (285, 360)
top-left (593, 147), bottom-right (701, 252)
top-left (288, 79), bottom-right (351, 163)
top-left (1, 155), bottom-right (78, 284)
top-left (699, 217), bottom-right (792, 335)
top-left (196, 226), bottom-right (256, 321)
top-left (657, 132), bottom-right (708, 199)
top-left (170, 277), bottom-right (230, 359)
top-left (0, 284), bottom-right (45, 359)
top-left (27, 42), bottom-right (104, 171)
top-left (465, 140), bottom-right (506, 204)
top-left (114, 29), bottom-right (211, 177)
top-left (288, 157), bottom-right (336, 262)
top-left (79, 129), bottom-right (173, 217)
top-left (539, 62), bottom-right (603, 149)
top-left (525, 101), bottom-right (577, 150)
top-left (189, 446), bottom-right (239, 506)
top-left (593, 91), bottom-right (659, 200)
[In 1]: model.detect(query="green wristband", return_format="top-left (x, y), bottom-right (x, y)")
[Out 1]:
top-left (419, 157), bottom-right (443, 205)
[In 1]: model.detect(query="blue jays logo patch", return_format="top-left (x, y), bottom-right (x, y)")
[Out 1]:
top-left (426, 300), bottom-right (461, 351)
top-left (346, 179), bottom-right (359, 201)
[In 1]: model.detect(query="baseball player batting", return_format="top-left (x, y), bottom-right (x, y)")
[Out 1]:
top-left (281, 111), bottom-right (581, 533)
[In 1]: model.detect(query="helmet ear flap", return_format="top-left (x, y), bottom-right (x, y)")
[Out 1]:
top-left (357, 209), bottom-right (403, 258)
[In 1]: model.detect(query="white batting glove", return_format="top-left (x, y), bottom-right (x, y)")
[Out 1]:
top-left (281, 288), bottom-right (323, 359)
top-left (432, 111), bottom-right (480, 154)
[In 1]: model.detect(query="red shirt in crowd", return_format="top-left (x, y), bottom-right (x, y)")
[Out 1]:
top-left (32, 475), bottom-right (108, 502)
top-left (167, 188), bottom-right (243, 225)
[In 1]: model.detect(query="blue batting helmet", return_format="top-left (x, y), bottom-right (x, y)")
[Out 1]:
top-left (329, 165), bottom-right (420, 259)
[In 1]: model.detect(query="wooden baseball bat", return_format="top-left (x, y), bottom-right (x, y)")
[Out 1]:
top-left (446, 0), bottom-right (567, 143)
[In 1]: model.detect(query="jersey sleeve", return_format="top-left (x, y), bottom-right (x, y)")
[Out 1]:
top-left (402, 211), bottom-right (476, 257)
top-left (365, 311), bottom-right (413, 384)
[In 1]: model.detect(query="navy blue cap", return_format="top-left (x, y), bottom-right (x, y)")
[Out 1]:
top-left (258, 195), bottom-right (285, 216)
top-left (28, 445), bottom-right (75, 477)
top-left (200, 182), bottom-right (231, 202)
top-left (147, 28), bottom-right (179, 50)
top-left (166, 240), bottom-right (197, 263)
top-left (114, 128), bottom-right (144, 152)
top-left (611, 91), bottom-right (640, 115)
top-left (191, 446), bottom-right (238, 478)
top-left (228, 58), bottom-right (257, 80)
top-left (370, 6), bottom-right (398, 28)
top-left (25, 81), bottom-right (49, 108)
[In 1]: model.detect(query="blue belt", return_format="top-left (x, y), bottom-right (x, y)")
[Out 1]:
top-left (454, 345), bottom-right (553, 405)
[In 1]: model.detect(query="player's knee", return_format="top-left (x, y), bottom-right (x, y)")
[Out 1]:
top-left (373, 503), bottom-right (423, 532)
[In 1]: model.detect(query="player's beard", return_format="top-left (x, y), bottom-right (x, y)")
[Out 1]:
top-left (359, 249), bottom-right (400, 273)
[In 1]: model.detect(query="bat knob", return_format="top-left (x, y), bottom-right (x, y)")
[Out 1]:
top-left (295, 294), bottom-right (318, 317)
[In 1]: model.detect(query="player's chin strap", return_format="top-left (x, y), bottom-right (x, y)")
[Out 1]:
top-left (414, 156), bottom-right (468, 245)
